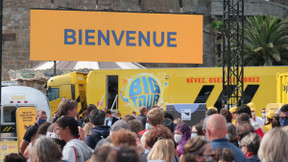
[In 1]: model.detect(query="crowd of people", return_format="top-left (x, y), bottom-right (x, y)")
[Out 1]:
top-left (4, 100), bottom-right (288, 162)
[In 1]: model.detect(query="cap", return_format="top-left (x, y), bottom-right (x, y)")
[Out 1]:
top-left (229, 106), bottom-right (237, 114)
top-left (207, 106), bottom-right (217, 111)
top-left (247, 102), bottom-right (256, 112)
top-left (266, 110), bottom-right (276, 119)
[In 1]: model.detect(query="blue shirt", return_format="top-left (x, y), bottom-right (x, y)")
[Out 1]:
top-left (211, 138), bottom-right (247, 162)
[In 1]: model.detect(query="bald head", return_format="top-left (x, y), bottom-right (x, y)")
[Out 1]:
top-left (206, 114), bottom-right (228, 141)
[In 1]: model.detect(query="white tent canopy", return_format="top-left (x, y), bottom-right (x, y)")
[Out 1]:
top-left (9, 61), bottom-right (145, 81)
top-left (32, 61), bottom-right (146, 71)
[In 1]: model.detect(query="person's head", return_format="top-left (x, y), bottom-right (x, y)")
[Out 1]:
top-left (132, 111), bottom-right (136, 116)
top-left (174, 123), bottom-right (192, 155)
top-left (89, 109), bottom-right (106, 126)
top-left (215, 148), bottom-right (234, 162)
top-left (279, 104), bottom-right (288, 126)
top-left (110, 120), bottom-right (131, 136)
top-left (258, 128), bottom-right (288, 162)
top-left (122, 115), bottom-right (136, 122)
top-left (4, 153), bottom-right (25, 162)
top-left (262, 108), bottom-right (266, 118)
top-left (226, 123), bottom-right (237, 142)
top-left (182, 136), bottom-right (215, 162)
top-left (29, 136), bottom-right (62, 162)
top-left (87, 104), bottom-right (97, 112)
top-left (191, 123), bottom-right (204, 138)
top-left (236, 121), bottom-right (254, 141)
top-left (106, 145), bottom-right (140, 162)
top-left (83, 104), bottom-right (97, 123)
top-left (265, 109), bottom-right (275, 125)
top-left (240, 132), bottom-right (261, 156)
top-left (206, 109), bottom-right (217, 116)
top-left (164, 112), bottom-right (174, 121)
top-left (147, 108), bottom-right (164, 127)
top-left (236, 113), bottom-right (250, 126)
top-left (139, 106), bottom-right (148, 115)
top-left (127, 119), bottom-right (143, 134)
top-left (206, 114), bottom-right (227, 141)
top-left (114, 112), bottom-right (121, 119)
top-left (147, 139), bottom-right (175, 162)
top-left (55, 116), bottom-right (79, 142)
top-left (110, 128), bottom-right (137, 147)
top-left (235, 105), bottom-right (252, 118)
top-left (36, 110), bottom-right (47, 126)
top-left (90, 144), bottom-right (113, 162)
top-left (229, 106), bottom-right (237, 120)
top-left (220, 108), bottom-right (232, 123)
top-left (57, 99), bottom-right (78, 118)
top-left (173, 118), bottom-right (184, 125)
top-left (145, 126), bottom-right (173, 149)
top-left (106, 110), bottom-right (113, 118)
top-left (31, 122), bottom-right (51, 142)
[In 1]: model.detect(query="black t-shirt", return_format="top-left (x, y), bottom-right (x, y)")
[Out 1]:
top-left (23, 123), bottom-right (38, 143)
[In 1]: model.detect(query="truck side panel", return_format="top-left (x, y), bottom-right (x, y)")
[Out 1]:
top-left (86, 67), bottom-right (288, 117)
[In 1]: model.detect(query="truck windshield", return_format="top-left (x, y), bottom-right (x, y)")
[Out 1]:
top-left (47, 88), bottom-right (59, 101)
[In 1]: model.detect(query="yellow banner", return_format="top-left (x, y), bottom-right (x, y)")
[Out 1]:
top-left (16, 107), bottom-right (36, 152)
top-left (30, 10), bottom-right (203, 63)
top-left (0, 141), bottom-right (18, 161)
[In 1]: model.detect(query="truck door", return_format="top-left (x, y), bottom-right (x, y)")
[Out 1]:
top-left (106, 76), bottom-right (118, 110)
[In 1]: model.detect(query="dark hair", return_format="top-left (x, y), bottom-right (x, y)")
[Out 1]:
top-left (206, 109), bottom-right (217, 116)
top-left (280, 104), bottom-right (288, 112)
top-left (127, 119), bottom-right (143, 134)
top-left (139, 106), bottom-right (148, 115)
top-left (4, 153), bottom-right (25, 162)
top-left (164, 112), bottom-right (174, 121)
top-left (215, 148), bottom-right (234, 162)
top-left (31, 122), bottom-right (52, 141)
top-left (193, 123), bottom-right (204, 136)
top-left (83, 104), bottom-right (97, 123)
top-left (236, 122), bottom-right (254, 141)
top-left (56, 116), bottom-right (79, 136)
top-left (89, 109), bottom-right (106, 125)
top-left (106, 145), bottom-right (140, 162)
top-left (122, 115), bottom-right (136, 122)
top-left (56, 99), bottom-right (78, 117)
top-left (220, 108), bottom-right (232, 123)
top-left (106, 110), bottom-right (112, 115)
top-left (238, 113), bottom-right (250, 123)
top-left (235, 105), bottom-right (251, 117)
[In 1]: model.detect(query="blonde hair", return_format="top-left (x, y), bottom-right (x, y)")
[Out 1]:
top-left (258, 128), bottom-right (288, 162)
top-left (147, 139), bottom-right (175, 162)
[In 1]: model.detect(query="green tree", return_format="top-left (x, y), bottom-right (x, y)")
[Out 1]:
top-left (244, 16), bottom-right (288, 66)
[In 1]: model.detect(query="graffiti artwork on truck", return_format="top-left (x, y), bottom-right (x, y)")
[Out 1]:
top-left (120, 73), bottom-right (168, 112)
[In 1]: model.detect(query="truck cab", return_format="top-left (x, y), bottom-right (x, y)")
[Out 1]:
top-left (46, 72), bottom-right (87, 115)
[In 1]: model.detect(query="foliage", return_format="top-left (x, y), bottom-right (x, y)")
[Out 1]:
top-left (244, 16), bottom-right (288, 66)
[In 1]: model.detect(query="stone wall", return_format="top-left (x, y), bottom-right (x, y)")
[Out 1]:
top-left (2, 0), bottom-right (288, 81)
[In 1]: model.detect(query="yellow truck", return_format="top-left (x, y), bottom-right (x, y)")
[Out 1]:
top-left (46, 66), bottom-right (288, 117)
